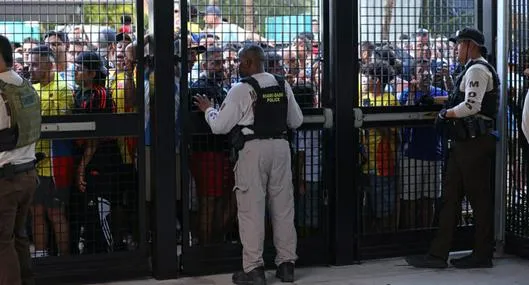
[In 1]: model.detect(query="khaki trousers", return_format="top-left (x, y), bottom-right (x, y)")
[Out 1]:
top-left (0, 169), bottom-right (37, 285)
top-left (234, 139), bottom-right (298, 273)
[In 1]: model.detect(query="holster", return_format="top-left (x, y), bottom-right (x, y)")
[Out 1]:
top-left (228, 126), bottom-right (246, 164)
top-left (0, 127), bottom-right (17, 152)
top-left (446, 116), bottom-right (493, 141)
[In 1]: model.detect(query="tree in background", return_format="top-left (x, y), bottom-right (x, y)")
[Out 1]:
top-left (382, 0), bottom-right (395, 41)
top-left (186, 0), bottom-right (314, 34)
top-left (83, 3), bottom-right (135, 30)
top-left (419, 0), bottom-right (474, 37)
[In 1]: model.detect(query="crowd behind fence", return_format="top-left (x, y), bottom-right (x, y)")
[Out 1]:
top-left (1, 0), bottom-right (528, 263)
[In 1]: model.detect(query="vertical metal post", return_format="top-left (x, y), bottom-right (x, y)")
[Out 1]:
top-left (135, 0), bottom-right (147, 251)
top-left (494, 0), bottom-right (509, 255)
top-left (151, 0), bottom-right (179, 279)
top-left (179, 0), bottom-right (191, 256)
top-left (329, 0), bottom-right (357, 265)
top-left (480, 0), bottom-right (497, 63)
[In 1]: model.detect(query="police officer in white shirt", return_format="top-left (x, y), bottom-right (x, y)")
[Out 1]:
top-left (522, 90), bottom-right (529, 143)
top-left (406, 27), bottom-right (499, 269)
top-left (0, 35), bottom-right (41, 285)
top-left (194, 44), bottom-right (303, 285)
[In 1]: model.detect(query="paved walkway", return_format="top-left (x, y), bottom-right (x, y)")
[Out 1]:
top-left (91, 253), bottom-right (529, 285)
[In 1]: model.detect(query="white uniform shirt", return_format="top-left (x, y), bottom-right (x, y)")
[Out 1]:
top-left (451, 57), bottom-right (495, 118)
top-left (0, 69), bottom-right (36, 167)
top-left (522, 90), bottom-right (529, 143)
top-left (205, 72), bottom-right (303, 134)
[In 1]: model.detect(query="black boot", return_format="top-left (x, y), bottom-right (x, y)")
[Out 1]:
top-left (232, 267), bottom-right (266, 285)
top-left (450, 254), bottom-right (493, 269)
top-left (405, 254), bottom-right (448, 269)
top-left (276, 262), bottom-right (294, 282)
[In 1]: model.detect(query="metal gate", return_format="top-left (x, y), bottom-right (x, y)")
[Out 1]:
top-left (0, 0), bottom-right (149, 283)
top-left (504, 0), bottom-right (529, 257)
top-left (352, 0), bottom-right (478, 260)
top-left (175, 0), bottom-right (333, 275)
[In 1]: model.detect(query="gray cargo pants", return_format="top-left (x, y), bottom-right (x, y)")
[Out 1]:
top-left (234, 139), bottom-right (298, 273)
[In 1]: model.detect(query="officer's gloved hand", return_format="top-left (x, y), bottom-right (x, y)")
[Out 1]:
top-left (435, 109), bottom-right (448, 134)
top-left (418, 95), bottom-right (434, 106)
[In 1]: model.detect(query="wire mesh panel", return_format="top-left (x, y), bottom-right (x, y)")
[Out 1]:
top-left (177, 0), bottom-right (325, 274)
top-left (506, 0), bottom-right (529, 244)
top-left (0, 0), bottom-right (143, 268)
top-left (356, 0), bottom-right (476, 257)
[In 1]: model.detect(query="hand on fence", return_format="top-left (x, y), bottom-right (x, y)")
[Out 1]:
top-left (299, 181), bottom-right (306, 195)
top-left (77, 167), bottom-right (87, 193)
top-left (193, 94), bottom-right (213, 112)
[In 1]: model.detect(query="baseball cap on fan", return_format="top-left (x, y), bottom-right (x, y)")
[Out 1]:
top-left (415, 28), bottom-right (429, 36)
top-left (204, 5), bottom-right (221, 16)
top-left (95, 28), bottom-right (117, 55)
top-left (173, 35), bottom-right (206, 61)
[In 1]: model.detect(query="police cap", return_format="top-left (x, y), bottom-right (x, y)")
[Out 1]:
top-left (449, 27), bottom-right (485, 47)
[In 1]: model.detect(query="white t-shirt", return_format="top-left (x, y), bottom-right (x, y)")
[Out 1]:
top-left (0, 70), bottom-right (36, 167)
top-left (204, 22), bottom-right (247, 43)
top-left (205, 72), bottom-right (303, 134)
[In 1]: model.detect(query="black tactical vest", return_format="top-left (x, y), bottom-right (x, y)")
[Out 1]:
top-left (239, 75), bottom-right (288, 139)
top-left (448, 59), bottom-right (500, 120)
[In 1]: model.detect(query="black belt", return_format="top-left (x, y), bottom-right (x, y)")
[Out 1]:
top-left (0, 161), bottom-right (35, 179)
top-left (244, 134), bottom-right (288, 142)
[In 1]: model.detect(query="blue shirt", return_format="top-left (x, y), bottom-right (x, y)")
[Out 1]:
top-left (399, 86), bottom-right (447, 161)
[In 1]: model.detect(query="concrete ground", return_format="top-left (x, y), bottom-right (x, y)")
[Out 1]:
top-left (90, 252), bottom-right (529, 285)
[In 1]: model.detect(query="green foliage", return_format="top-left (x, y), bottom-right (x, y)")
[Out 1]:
top-left (186, 0), bottom-right (316, 33)
top-left (83, 4), bottom-right (135, 30)
top-left (419, 0), bottom-right (474, 38)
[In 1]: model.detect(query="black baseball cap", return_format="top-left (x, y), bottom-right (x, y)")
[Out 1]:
top-left (29, 45), bottom-right (56, 59)
top-left (116, 32), bottom-right (132, 43)
top-left (44, 30), bottom-right (69, 44)
top-left (265, 51), bottom-right (282, 61)
top-left (75, 51), bottom-right (107, 74)
top-left (449, 27), bottom-right (485, 46)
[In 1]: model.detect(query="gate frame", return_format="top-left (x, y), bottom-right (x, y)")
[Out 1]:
top-left (32, 0), bottom-right (151, 283)
top-left (493, 0), bottom-right (509, 255)
top-left (327, 0), bottom-right (358, 266)
top-left (150, 0), bottom-right (179, 280)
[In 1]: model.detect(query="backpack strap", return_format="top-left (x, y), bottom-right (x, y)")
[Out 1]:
top-left (467, 60), bottom-right (500, 88)
top-left (273, 75), bottom-right (286, 94)
top-left (240, 76), bottom-right (262, 95)
top-left (0, 79), bottom-right (8, 90)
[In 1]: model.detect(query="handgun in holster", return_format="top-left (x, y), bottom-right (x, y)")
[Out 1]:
top-left (228, 126), bottom-right (246, 164)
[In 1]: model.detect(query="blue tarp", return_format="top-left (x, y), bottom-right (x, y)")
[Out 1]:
top-left (0, 22), bottom-right (40, 43)
top-left (265, 15), bottom-right (312, 43)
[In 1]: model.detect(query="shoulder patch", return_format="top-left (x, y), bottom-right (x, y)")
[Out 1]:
top-left (250, 90), bottom-right (257, 101)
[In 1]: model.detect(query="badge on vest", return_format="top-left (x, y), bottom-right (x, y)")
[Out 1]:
top-left (262, 92), bottom-right (284, 103)
top-left (20, 93), bottom-right (37, 108)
